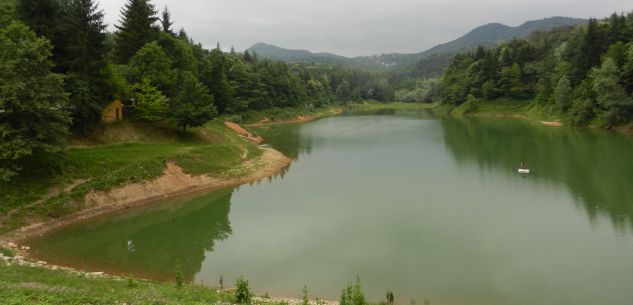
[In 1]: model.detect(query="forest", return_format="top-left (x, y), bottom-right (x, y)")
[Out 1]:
top-left (3, 0), bottom-right (633, 182)
top-left (0, 0), bottom-right (391, 181)
top-left (438, 12), bottom-right (633, 126)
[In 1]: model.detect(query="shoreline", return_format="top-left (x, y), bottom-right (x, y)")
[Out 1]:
top-left (2, 147), bottom-right (291, 245)
top-left (467, 112), bottom-right (563, 127)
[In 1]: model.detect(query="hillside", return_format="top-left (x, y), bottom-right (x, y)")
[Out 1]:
top-left (420, 17), bottom-right (587, 56)
top-left (247, 17), bottom-right (588, 72)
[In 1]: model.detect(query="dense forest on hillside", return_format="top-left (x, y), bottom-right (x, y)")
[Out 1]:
top-left (0, 0), bottom-right (391, 181)
top-left (439, 12), bottom-right (633, 126)
top-left (2, 0), bottom-right (633, 182)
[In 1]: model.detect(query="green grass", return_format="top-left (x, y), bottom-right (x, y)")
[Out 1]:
top-left (346, 101), bottom-right (436, 112)
top-left (225, 105), bottom-right (343, 125)
top-left (0, 120), bottom-right (261, 234)
top-left (0, 263), bottom-right (289, 305)
top-left (437, 98), bottom-right (570, 123)
top-left (0, 247), bottom-right (15, 258)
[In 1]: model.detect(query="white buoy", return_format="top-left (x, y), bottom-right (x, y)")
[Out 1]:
top-left (518, 168), bottom-right (531, 174)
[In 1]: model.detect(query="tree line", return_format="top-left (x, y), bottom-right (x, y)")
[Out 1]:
top-left (0, 0), bottom-right (392, 181)
top-left (438, 12), bottom-right (633, 126)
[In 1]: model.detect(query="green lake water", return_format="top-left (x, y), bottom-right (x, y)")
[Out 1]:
top-left (28, 111), bottom-right (633, 305)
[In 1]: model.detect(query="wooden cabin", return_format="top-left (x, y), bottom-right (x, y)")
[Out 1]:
top-left (101, 99), bottom-right (123, 123)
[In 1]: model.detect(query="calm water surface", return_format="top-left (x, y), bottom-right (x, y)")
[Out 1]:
top-left (29, 111), bottom-right (633, 305)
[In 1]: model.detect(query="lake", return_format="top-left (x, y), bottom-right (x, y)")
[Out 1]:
top-left (28, 110), bottom-right (633, 305)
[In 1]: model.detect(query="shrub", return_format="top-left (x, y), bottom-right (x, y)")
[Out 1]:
top-left (234, 275), bottom-right (252, 304)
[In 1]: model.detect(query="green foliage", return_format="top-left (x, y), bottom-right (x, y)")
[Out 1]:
top-left (302, 286), bottom-right (309, 305)
top-left (591, 58), bottom-right (633, 125)
top-left (0, 246), bottom-right (15, 257)
top-left (234, 275), bottom-right (252, 304)
top-left (160, 6), bottom-right (173, 34)
top-left (339, 275), bottom-right (365, 305)
top-left (170, 72), bottom-right (218, 131)
top-left (0, 0), bottom-right (17, 27)
top-left (0, 22), bottom-right (70, 181)
top-left (554, 75), bottom-right (572, 112)
top-left (439, 10), bottom-right (633, 127)
top-left (115, 0), bottom-right (158, 63)
top-left (130, 78), bottom-right (168, 121)
top-left (175, 262), bottom-right (183, 288)
top-left (16, 0), bottom-right (60, 39)
top-left (128, 41), bottom-right (175, 93)
top-left (59, 0), bottom-right (114, 134)
top-left (200, 47), bottom-right (233, 113)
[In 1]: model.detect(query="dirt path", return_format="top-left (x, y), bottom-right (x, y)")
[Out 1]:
top-left (3, 148), bottom-right (290, 243)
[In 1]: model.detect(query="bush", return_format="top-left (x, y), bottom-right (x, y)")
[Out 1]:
top-left (234, 275), bottom-right (252, 304)
top-left (302, 286), bottom-right (309, 305)
top-left (340, 275), bottom-right (365, 305)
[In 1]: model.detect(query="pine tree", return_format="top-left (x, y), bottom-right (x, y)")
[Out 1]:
top-left (170, 72), bottom-right (217, 131)
top-left (160, 6), bottom-right (173, 34)
top-left (0, 22), bottom-right (70, 181)
top-left (200, 47), bottom-right (232, 113)
top-left (115, 0), bottom-right (158, 63)
top-left (60, 0), bottom-right (114, 134)
top-left (17, 0), bottom-right (60, 39)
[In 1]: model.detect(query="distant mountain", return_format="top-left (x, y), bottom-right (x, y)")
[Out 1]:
top-left (246, 16), bottom-right (588, 72)
top-left (246, 42), bottom-right (412, 70)
top-left (420, 17), bottom-right (587, 57)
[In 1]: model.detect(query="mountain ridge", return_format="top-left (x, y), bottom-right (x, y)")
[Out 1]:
top-left (246, 16), bottom-right (588, 70)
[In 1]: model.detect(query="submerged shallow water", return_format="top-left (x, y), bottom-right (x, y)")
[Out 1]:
top-left (29, 111), bottom-right (633, 305)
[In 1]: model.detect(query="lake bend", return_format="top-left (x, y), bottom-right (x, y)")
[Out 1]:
top-left (27, 111), bottom-right (633, 305)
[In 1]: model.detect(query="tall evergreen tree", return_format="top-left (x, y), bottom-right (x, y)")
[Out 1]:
top-left (115, 0), bottom-right (158, 63)
top-left (160, 6), bottom-right (173, 34)
top-left (59, 0), bottom-right (114, 134)
top-left (170, 72), bottom-right (217, 131)
top-left (200, 47), bottom-right (232, 113)
top-left (16, 0), bottom-right (60, 39)
top-left (0, 22), bottom-right (70, 181)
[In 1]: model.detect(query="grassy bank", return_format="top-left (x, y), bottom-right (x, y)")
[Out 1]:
top-left (347, 101), bottom-right (436, 112)
top-left (226, 101), bottom-right (435, 126)
top-left (0, 260), bottom-right (292, 305)
top-left (224, 105), bottom-right (343, 125)
top-left (435, 98), bottom-right (572, 125)
top-left (0, 120), bottom-right (262, 235)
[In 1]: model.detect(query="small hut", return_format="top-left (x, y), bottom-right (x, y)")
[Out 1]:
top-left (101, 99), bottom-right (123, 123)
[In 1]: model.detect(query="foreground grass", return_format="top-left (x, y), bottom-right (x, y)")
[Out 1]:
top-left (0, 120), bottom-right (261, 234)
top-left (0, 262), bottom-right (265, 305)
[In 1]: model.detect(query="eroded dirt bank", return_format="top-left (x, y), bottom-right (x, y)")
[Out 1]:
top-left (3, 148), bottom-right (290, 244)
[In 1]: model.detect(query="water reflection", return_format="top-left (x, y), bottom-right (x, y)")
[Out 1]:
top-left (29, 189), bottom-right (235, 280)
top-left (440, 117), bottom-right (633, 232)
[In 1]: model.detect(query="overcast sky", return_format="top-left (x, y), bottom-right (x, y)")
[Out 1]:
top-left (100, 0), bottom-right (632, 57)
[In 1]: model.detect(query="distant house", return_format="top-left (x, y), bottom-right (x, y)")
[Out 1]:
top-left (102, 99), bottom-right (123, 123)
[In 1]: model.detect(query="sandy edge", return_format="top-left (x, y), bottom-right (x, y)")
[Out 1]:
top-left (468, 113), bottom-right (563, 127)
top-left (2, 148), bottom-right (290, 244)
